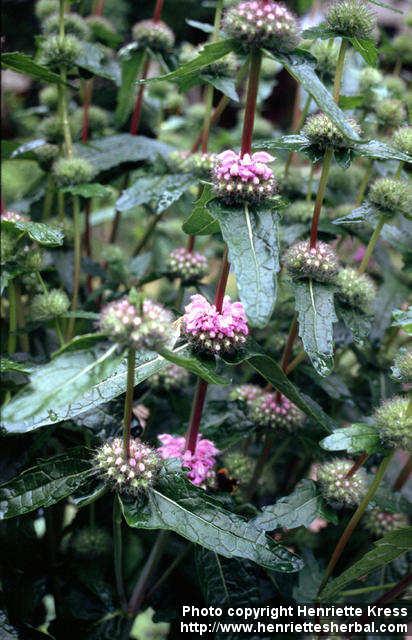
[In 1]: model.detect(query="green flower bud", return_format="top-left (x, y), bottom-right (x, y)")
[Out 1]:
top-left (284, 240), bottom-right (339, 284)
top-left (336, 267), bottom-right (376, 314)
top-left (42, 12), bottom-right (90, 40)
top-left (38, 115), bottom-right (64, 143)
top-left (311, 40), bottom-right (339, 84)
top-left (375, 98), bottom-right (406, 131)
top-left (53, 157), bottom-right (95, 186)
top-left (374, 396), bottom-right (412, 451)
top-left (132, 19), bottom-right (175, 54)
top-left (363, 508), bottom-right (409, 537)
top-left (39, 85), bottom-right (59, 110)
top-left (70, 526), bottom-right (112, 560)
top-left (86, 16), bottom-right (117, 45)
top-left (1, 229), bottom-right (17, 263)
top-left (391, 349), bottom-right (412, 384)
top-left (284, 200), bottom-right (312, 223)
top-left (392, 33), bottom-right (412, 66)
top-left (327, 164), bottom-right (364, 199)
top-left (393, 126), bottom-right (412, 157)
top-left (72, 106), bottom-right (109, 138)
top-left (166, 247), bottom-right (208, 284)
top-left (368, 178), bottom-right (409, 218)
top-left (35, 0), bottom-right (59, 20)
top-left (317, 458), bottom-right (369, 506)
top-left (358, 66), bottom-right (383, 95)
top-left (326, 0), bottom-right (376, 39)
top-left (222, 451), bottom-right (254, 486)
top-left (39, 35), bottom-right (82, 71)
top-left (148, 364), bottom-right (189, 391)
top-left (23, 249), bottom-right (44, 272)
top-left (384, 75), bottom-right (406, 100)
top-left (303, 113), bottom-right (361, 151)
top-left (30, 289), bottom-right (70, 321)
top-left (34, 143), bottom-right (59, 169)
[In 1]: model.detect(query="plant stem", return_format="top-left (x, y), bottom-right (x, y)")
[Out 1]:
top-left (318, 452), bottom-right (394, 595)
top-left (333, 39), bottom-right (348, 103)
top-left (113, 495), bottom-right (127, 611)
top-left (133, 210), bottom-right (164, 256)
top-left (152, 0), bottom-right (164, 21)
top-left (14, 281), bottom-right (29, 352)
top-left (285, 350), bottom-right (306, 374)
top-left (394, 453), bottom-right (412, 491)
top-left (275, 316), bottom-right (298, 402)
top-left (199, 0), bottom-right (223, 152)
top-left (357, 215), bottom-right (385, 275)
top-left (356, 159), bottom-right (372, 205)
top-left (373, 572), bottom-right (412, 604)
top-left (147, 544), bottom-right (192, 598)
top-left (130, 54), bottom-right (150, 136)
top-left (66, 195), bottom-right (81, 340)
top-left (340, 582), bottom-right (397, 597)
top-left (309, 147), bottom-right (333, 248)
top-left (42, 175), bottom-right (55, 220)
top-left (240, 49), bottom-right (262, 157)
top-left (7, 280), bottom-right (17, 354)
top-left (395, 161), bottom-right (403, 179)
top-left (245, 435), bottom-right (290, 501)
top-left (58, 191), bottom-right (65, 220)
top-left (123, 348), bottom-right (136, 458)
top-left (346, 452), bottom-right (369, 478)
top-left (128, 531), bottom-right (168, 615)
top-left (81, 79), bottom-right (93, 144)
top-left (214, 245), bottom-right (230, 312)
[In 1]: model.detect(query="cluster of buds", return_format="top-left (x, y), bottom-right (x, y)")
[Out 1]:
top-left (30, 289), bottom-right (70, 322)
top-left (393, 126), bottom-right (412, 157)
top-left (86, 16), bottom-right (117, 45)
top-left (1, 210), bottom-right (28, 224)
top-left (70, 526), bottom-right (112, 561)
top-left (166, 247), bottom-right (208, 284)
top-left (335, 268), bottom-right (376, 314)
top-left (375, 98), bottom-right (406, 131)
top-left (221, 451), bottom-right (254, 487)
top-left (250, 392), bottom-right (305, 431)
top-left (373, 396), bottom-right (411, 451)
top-left (157, 434), bottom-right (219, 487)
top-left (363, 509), bottom-right (409, 538)
top-left (317, 459), bottom-right (369, 506)
top-left (284, 240), bottom-right (339, 284)
top-left (168, 150), bottom-right (216, 178)
top-left (148, 364), bottom-right (189, 391)
top-left (95, 437), bottom-right (161, 495)
top-left (358, 66), bottom-right (383, 97)
top-left (34, 143), bottom-right (59, 170)
top-left (132, 19), bottom-right (175, 53)
top-left (284, 200), bottom-right (312, 224)
top-left (39, 85), bottom-right (59, 109)
top-left (223, 1), bottom-right (300, 52)
top-left (303, 113), bottom-right (360, 152)
top-left (182, 294), bottom-right (249, 356)
top-left (230, 383), bottom-right (263, 407)
top-left (325, 0), bottom-right (376, 39)
top-left (39, 34), bottom-right (82, 70)
top-left (35, 0), bottom-right (59, 20)
top-left (213, 150), bottom-right (277, 205)
top-left (53, 157), bottom-right (96, 187)
top-left (368, 178), bottom-right (409, 218)
top-left (42, 12), bottom-right (90, 40)
top-left (99, 296), bottom-right (173, 351)
top-left (391, 349), bottom-right (412, 384)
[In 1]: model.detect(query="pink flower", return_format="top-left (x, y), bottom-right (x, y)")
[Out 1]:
top-left (157, 433), bottom-right (219, 486)
top-left (308, 517), bottom-right (328, 533)
top-left (212, 149), bottom-right (277, 204)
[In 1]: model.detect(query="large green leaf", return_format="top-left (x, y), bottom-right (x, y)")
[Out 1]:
top-left (160, 347), bottom-right (229, 385)
top-left (293, 280), bottom-right (337, 377)
top-left (209, 201), bottom-right (280, 328)
top-left (75, 134), bottom-right (171, 173)
top-left (11, 139), bottom-right (47, 159)
top-left (116, 173), bottom-right (195, 214)
top-left (61, 183), bottom-right (112, 199)
top-left (182, 185), bottom-right (220, 235)
top-left (121, 468), bottom-right (303, 573)
top-left (1, 52), bottom-right (65, 84)
top-left (115, 45), bottom-right (144, 127)
top-left (76, 42), bottom-right (120, 84)
top-left (251, 480), bottom-right (337, 531)
top-left (319, 527), bottom-right (412, 602)
top-left (1, 340), bottom-right (188, 434)
top-left (1, 219), bottom-right (64, 247)
top-left (0, 357), bottom-right (29, 375)
top-left (0, 448), bottom-right (93, 519)
top-left (320, 423), bottom-right (384, 455)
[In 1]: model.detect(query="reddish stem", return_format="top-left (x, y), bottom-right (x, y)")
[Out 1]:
top-left (346, 452), bottom-right (368, 479)
top-left (275, 317), bottom-right (298, 402)
top-left (393, 454), bottom-right (412, 491)
top-left (93, 0), bottom-right (105, 16)
top-left (213, 246), bottom-right (230, 313)
top-left (81, 80), bottom-right (93, 144)
top-left (186, 234), bottom-right (195, 253)
top-left (130, 58), bottom-right (150, 136)
top-left (153, 0), bottom-right (164, 22)
top-left (185, 379), bottom-right (209, 454)
top-left (240, 50), bottom-right (262, 157)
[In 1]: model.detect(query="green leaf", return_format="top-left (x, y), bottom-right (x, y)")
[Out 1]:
top-left (76, 41), bottom-right (120, 83)
top-left (1, 219), bottom-right (64, 247)
top-left (209, 201), bottom-right (280, 328)
top-left (391, 306), bottom-right (412, 334)
top-left (140, 39), bottom-right (237, 84)
top-left (350, 37), bottom-right (378, 66)
top-left (257, 133), bottom-right (310, 153)
top-left (121, 470), bottom-right (303, 573)
top-left (319, 527), bottom-right (412, 602)
top-left (0, 448), bottom-right (93, 519)
top-left (373, 485), bottom-right (412, 517)
top-left (115, 45), bottom-right (144, 127)
top-left (1, 52), bottom-right (65, 84)
top-left (353, 140), bottom-right (412, 163)
top-left (61, 183), bottom-right (112, 198)
top-left (301, 24), bottom-right (337, 39)
top-left (185, 19), bottom-right (215, 34)
top-left (252, 480), bottom-right (337, 531)
top-left (367, 0), bottom-right (403, 14)
top-left (75, 134), bottom-right (171, 173)
top-left (332, 203), bottom-right (377, 227)
top-left (116, 173), bottom-right (195, 214)
top-left (320, 423), bottom-right (384, 455)
top-left (159, 347), bottom-right (229, 385)
top-left (182, 185), bottom-right (220, 235)
top-left (338, 307), bottom-right (373, 344)
top-left (203, 73), bottom-right (239, 102)
top-left (0, 358), bottom-right (29, 374)
top-left (11, 139), bottom-right (47, 159)
top-left (293, 280), bottom-right (338, 377)
top-left (201, 401), bottom-right (254, 449)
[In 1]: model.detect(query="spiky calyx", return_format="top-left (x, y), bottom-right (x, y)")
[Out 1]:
top-left (336, 268), bottom-right (376, 314)
top-left (358, 66), bottom-right (383, 94)
top-left (230, 383), bottom-right (263, 407)
top-left (42, 12), bottom-right (90, 40)
top-left (392, 33), bottom-right (412, 65)
top-left (374, 396), bottom-right (412, 451)
top-left (39, 35), bottom-right (82, 70)
top-left (39, 85), bottom-right (59, 109)
top-left (327, 164), bottom-right (363, 197)
top-left (53, 157), bottom-right (95, 187)
top-left (166, 247), bottom-right (208, 284)
top-left (303, 113), bottom-right (360, 151)
top-left (326, 0), bottom-right (376, 39)
top-left (284, 240), bottom-right (339, 284)
top-left (375, 98), bottom-right (406, 131)
top-left (182, 294), bottom-right (249, 356)
top-left (317, 458), bottom-right (369, 506)
top-left (34, 143), bottom-right (59, 169)
top-left (213, 150), bottom-right (277, 206)
top-left (70, 526), bottom-right (112, 560)
top-left (1, 230), bottom-right (17, 263)
top-left (384, 75), bottom-right (406, 100)
top-left (363, 508), bottom-right (409, 537)
top-left (148, 364), bottom-right (189, 391)
top-left (35, 0), bottom-right (59, 20)
top-left (168, 150), bottom-right (216, 178)
top-left (132, 19), bottom-right (175, 54)
top-left (30, 289), bottom-right (70, 321)
top-left (392, 349), bottom-right (412, 384)
top-left (22, 249), bottom-right (43, 272)
top-left (393, 126), bottom-right (412, 157)
top-left (96, 437), bottom-right (161, 495)
top-left (368, 178), bottom-right (408, 218)
top-left (250, 392), bottom-right (305, 431)
top-left (222, 451), bottom-right (254, 485)
top-left (86, 16), bottom-right (117, 44)
top-left (284, 200), bottom-right (312, 223)
top-left (311, 40), bottom-right (339, 84)
top-left (223, 1), bottom-right (300, 52)
top-left (38, 115), bottom-right (71, 144)
top-left (72, 106), bottom-right (109, 138)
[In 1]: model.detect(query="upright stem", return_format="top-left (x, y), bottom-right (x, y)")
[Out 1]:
top-left (152, 0), bottom-right (164, 22)
top-left (7, 280), bottom-right (17, 354)
top-left (309, 147), bottom-right (333, 248)
top-left (199, 0), bottom-right (223, 153)
top-left (66, 195), bottom-right (81, 340)
top-left (58, 1), bottom-right (73, 159)
top-left (305, 163), bottom-right (315, 203)
top-left (393, 453), bottom-right (412, 491)
top-left (240, 49), bottom-right (262, 157)
top-left (42, 175), bottom-right (55, 220)
top-left (355, 159), bottom-right (372, 206)
top-left (333, 39), bottom-right (348, 103)
top-left (15, 281), bottom-right (29, 352)
top-left (214, 245), bottom-right (230, 312)
top-left (81, 79), bottom-right (93, 144)
top-left (319, 453), bottom-right (394, 595)
top-left (113, 495), bottom-right (127, 611)
top-left (130, 55), bottom-right (150, 136)
top-left (395, 161), bottom-right (403, 179)
top-left (346, 452), bottom-right (369, 478)
top-left (128, 531), bottom-right (168, 615)
top-left (357, 215), bottom-right (385, 275)
top-left (133, 210), bottom-right (165, 256)
top-left (123, 348), bottom-right (136, 458)
top-left (275, 316), bottom-right (298, 402)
